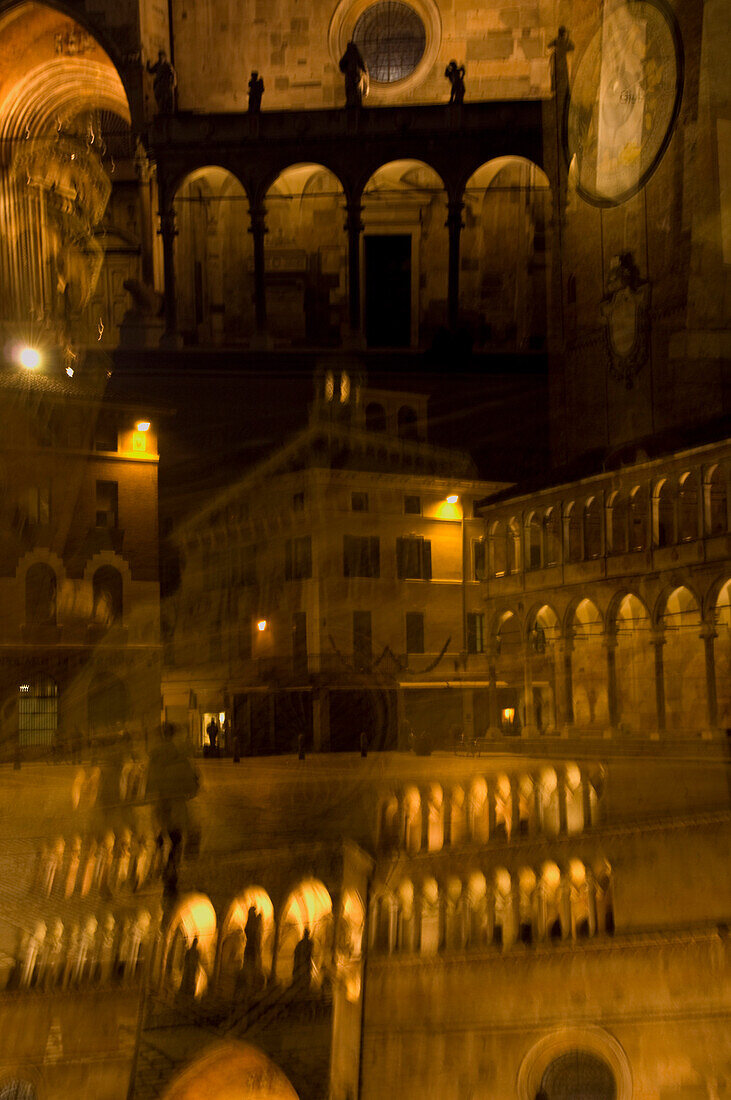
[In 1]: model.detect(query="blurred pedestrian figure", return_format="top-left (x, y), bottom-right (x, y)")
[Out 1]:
top-left (339, 40), bottom-right (368, 106)
top-left (147, 722), bottom-right (200, 886)
top-left (179, 936), bottom-right (200, 998)
top-left (243, 905), bottom-right (264, 989)
top-left (206, 715), bottom-right (218, 755)
top-left (292, 927), bottom-right (313, 992)
top-left (445, 59), bottom-right (466, 104)
top-left (248, 70), bottom-right (264, 113)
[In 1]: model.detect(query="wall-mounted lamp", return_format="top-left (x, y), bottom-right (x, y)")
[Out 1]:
top-left (135, 420), bottom-right (151, 432)
top-left (257, 620), bottom-right (268, 632)
top-left (446, 494), bottom-right (459, 504)
top-left (502, 707), bottom-right (515, 723)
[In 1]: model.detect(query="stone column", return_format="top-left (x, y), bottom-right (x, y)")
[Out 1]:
top-left (700, 623), bottom-right (719, 734)
top-left (158, 200), bottom-right (179, 344)
top-left (556, 636), bottom-right (574, 734)
top-left (248, 199), bottom-right (268, 337)
top-left (651, 629), bottom-right (667, 735)
top-left (557, 768), bottom-right (569, 834)
top-left (581, 769), bottom-right (593, 828)
top-left (135, 144), bottom-right (155, 285)
top-left (442, 789), bottom-right (452, 848)
top-left (420, 790), bottom-right (430, 852)
top-left (486, 779), bottom-right (496, 838)
top-left (522, 643), bottom-right (538, 737)
top-left (345, 197), bottom-right (364, 338)
top-left (603, 633), bottom-right (620, 735)
top-left (446, 198), bottom-right (464, 333)
top-left (486, 644), bottom-right (500, 737)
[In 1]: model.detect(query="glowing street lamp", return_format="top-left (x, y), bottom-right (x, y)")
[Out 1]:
top-left (136, 420), bottom-right (151, 432)
top-left (18, 346), bottom-right (40, 370)
top-left (257, 620), bottom-right (268, 632)
top-left (446, 494), bottom-right (459, 504)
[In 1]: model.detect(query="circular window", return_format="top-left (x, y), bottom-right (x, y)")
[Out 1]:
top-left (353, 1), bottom-right (426, 83)
top-left (540, 1051), bottom-right (616, 1099)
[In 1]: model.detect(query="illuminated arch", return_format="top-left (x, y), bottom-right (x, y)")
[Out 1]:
top-left (217, 887), bottom-right (275, 994)
top-left (517, 1027), bottom-right (631, 1100)
top-left (161, 1040), bottom-right (299, 1100)
top-left (163, 893), bottom-right (217, 997)
top-left (276, 878), bottom-right (333, 987)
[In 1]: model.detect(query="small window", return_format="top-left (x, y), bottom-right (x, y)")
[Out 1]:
top-left (232, 545), bottom-right (256, 587)
top-left (405, 611), bottom-right (424, 653)
top-left (26, 486), bottom-right (50, 525)
top-left (344, 535), bottom-right (380, 578)
top-left (94, 414), bottom-right (118, 452)
top-left (18, 676), bottom-right (58, 749)
top-left (404, 495), bottom-right (421, 515)
top-left (92, 566), bottom-right (123, 625)
top-left (96, 480), bottom-right (119, 529)
top-left (473, 539), bottom-right (487, 580)
top-left (352, 492), bottom-right (369, 512)
top-left (396, 536), bottom-right (431, 579)
top-left (292, 492), bottom-right (305, 512)
top-left (467, 612), bottom-right (485, 654)
top-left (285, 536), bottom-right (312, 580)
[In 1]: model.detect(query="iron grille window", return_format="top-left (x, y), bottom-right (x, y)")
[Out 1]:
top-left (467, 612), bottom-right (485, 653)
top-left (344, 535), bottom-right (380, 577)
top-left (353, 1), bottom-right (426, 83)
top-left (18, 676), bottom-right (58, 748)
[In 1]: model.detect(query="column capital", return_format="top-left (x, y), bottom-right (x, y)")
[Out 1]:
top-left (445, 199), bottom-right (465, 230)
top-left (650, 628), bottom-right (666, 647)
top-left (699, 622), bottom-right (718, 642)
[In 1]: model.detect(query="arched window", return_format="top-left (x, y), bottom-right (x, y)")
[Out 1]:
top-left (397, 405), bottom-right (418, 441)
top-left (565, 503), bottom-right (581, 562)
top-left (92, 566), bottom-right (123, 625)
top-left (25, 563), bottom-right (56, 626)
top-left (18, 675), bottom-right (58, 748)
top-left (608, 493), bottom-right (628, 554)
top-left (677, 472), bottom-right (699, 541)
top-left (655, 480), bottom-right (675, 547)
top-left (628, 486), bottom-right (646, 550)
top-left (508, 517), bottom-right (521, 573)
top-left (708, 465), bottom-right (728, 534)
top-left (540, 1050), bottom-right (616, 1099)
top-left (583, 497), bottom-right (602, 559)
top-left (365, 402), bottom-right (387, 432)
top-left (526, 513), bottom-right (542, 570)
top-left (543, 508), bottom-right (559, 566)
top-left (490, 520), bottom-right (508, 577)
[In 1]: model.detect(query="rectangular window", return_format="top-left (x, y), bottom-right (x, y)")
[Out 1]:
top-left (285, 536), bottom-right (312, 580)
top-left (404, 494), bottom-right (421, 515)
top-left (27, 486), bottom-right (50, 525)
top-left (94, 415), bottom-right (118, 452)
top-left (343, 535), bottom-right (380, 578)
top-left (95, 480), bottom-right (118, 528)
top-left (353, 610), bottom-right (372, 671)
top-left (405, 611), bottom-right (424, 654)
top-left (467, 612), bottom-right (485, 654)
top-left (396, 536), bottom-right (432, 580)
top-left (232, 545), bottom-right (256, 587)
top-left (292, 492), bottom-right (305, 512)
top-left (238, 621), bottom-right (252, 661)
top-left (473, 539), bottom-right (487, 581)
top-left (351, 491), bottom-right (369, 512)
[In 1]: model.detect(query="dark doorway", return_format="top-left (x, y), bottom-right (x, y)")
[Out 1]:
top-left (365, 234), bottom-right (411, 347)
top-left (328, 689), bottom-right (397, 752)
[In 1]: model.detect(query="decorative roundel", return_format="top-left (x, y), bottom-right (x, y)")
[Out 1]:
top-left (565, 0), bottom-right (683, 206)
top-left (353, 1), bottom-right (426, 83)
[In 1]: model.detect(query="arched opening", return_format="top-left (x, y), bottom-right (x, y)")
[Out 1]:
top-left (715, 580), bottom-right (731, 728)
top-left (466, 871), bottom-right (487, 947)
top-left (540, 1050), bottom-right (616, 1099)
top-left (449, 786), bottom-right (466, 844)
top-left (377, 794), bottom-right (400, 849)
top-left (569, 859), bottom-right (593, 938)
top-left (461, 158), bottom-right (550, 351)
top-left (174, 167), bottom-right (253, 346)
top-left (365, 401), bottom-right (387, 432)
top-left (539, 861), bottom-right (563, 941)
top-left (25, 562), bottom-right (56, 626)
top-left (662, 587), bottom-right (704, 731)
top-left (371, 890), bottom-right (398, 953)
top-left (517, 866), bottom-right (536, 944)
top-left (467, 776), bottom-right (488, 842)
top-left (397, 404), bottom-right (419, 441)
top-left (160, 1040), bottom-right (299, 1100)
top-left (507, 517), bottom-right (521, 573)
top-left (492, 867), bottom-right (511, 947)
top-left (583, 497), bottom-right (602, 559)
top-left (163, 894), bottom-right (217, 998)
top-left (402, 786), bottom-right (421, 853)
top-left (538, 766), bottom-right (560, 836)
top-left (0, 3), bottom-right (136, 352)
top-left (361, 160), bottom-right (447, 348)
top-left (707, 465), bottom-right (728, 534)
top-left (614, 594), bottom-right (653, 733)
top-left (276, 879), bottom-right (333, 989)
top-left (564, 763), bottom-right (584, 834)
top-left (92, 565), bottom-right (123, 626)
top-left (396, 879), bottom-right (415, 951)
top-left (18, 674), bottom-right (57, 747)
top-left (425, 783), bottom-right (443, 850)
top-left (570, 599), bottom-right (607, 729)
top-left (419, 877), bottom-right (440, 955)
top-left (543, 507), bottom-right (560, 566)
top-left (264, 163), bottom-right (347, 346)
top-left (678, 471), bottom-right (699, 541)
top-left (628, 486), bottom-right (647, 550)
top-left (218, 888), bottom-right (275, 1000)
top-left (490, 519), bottom-right (509, 577)
top-left (443, 876), bottom-right (464, 950)
top-left (565, 502), bottom-right (582, 563)
top-left (654, 479), bottom-right (676, 547)
top-left (607, 492), bottom-right (628, 555)
top-left (496, 611), bottom-right (522, 734)
top-left (529, 604), bottom-right (559, 732)
top-left (494, 773), bottom-right (512, 839)
top-left (526, 512), bottom-right (542, 570)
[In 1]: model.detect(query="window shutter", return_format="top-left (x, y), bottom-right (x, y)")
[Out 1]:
top-left (396, 537), bottom-right (406, 578)
top-left (467, 614), bottom-right (476, 653)
top-left (285, 539), bottom-right (293, 581)
top-left (422, 540), bottom-right (432, 580)
top-left (370, 537), bottom-right (380, 578)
